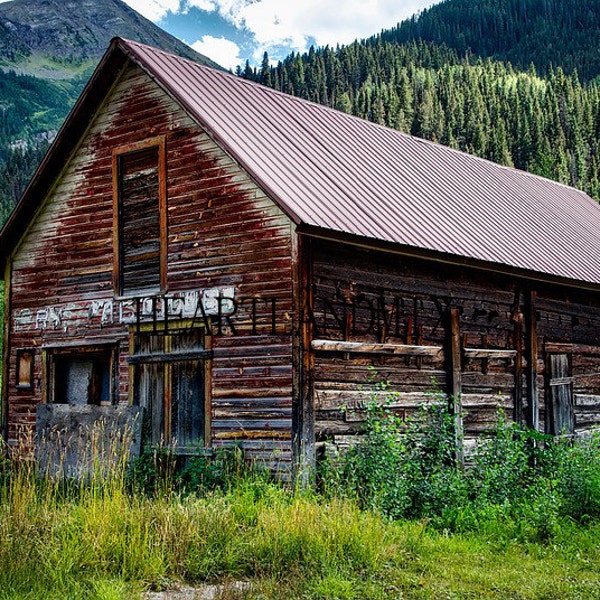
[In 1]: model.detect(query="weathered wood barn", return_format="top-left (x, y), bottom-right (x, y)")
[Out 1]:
top-left (1, 38), bottom-right (600, 476)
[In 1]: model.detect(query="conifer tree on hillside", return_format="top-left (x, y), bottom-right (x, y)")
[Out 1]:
top-left (243, 41), bottom-right (600, 201)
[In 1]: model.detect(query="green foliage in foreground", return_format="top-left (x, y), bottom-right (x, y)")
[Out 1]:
top-left (2, 404), bottom-right (600, 598)
top-left (1, 451), bottom-right (600, 599)
top-left (329, 398), bottom-right (600, 543)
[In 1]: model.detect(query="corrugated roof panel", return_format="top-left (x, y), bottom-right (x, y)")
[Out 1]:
top-left (123, 39), bottom-right (600, 285)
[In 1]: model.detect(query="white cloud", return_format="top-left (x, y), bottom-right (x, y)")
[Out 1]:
top-left (186, 0), bottom-right (217, 11)
top-left (191, 35), bottom-right (243, 70)
top-left (117, 0), bottom-right (439, 55)
top-left (122, 0), bottom-right (182, 22)
top-left (212, 0), bottom-right (440, 57)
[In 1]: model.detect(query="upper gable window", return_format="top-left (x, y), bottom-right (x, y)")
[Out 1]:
top-left (113, 137), bottom-right (167, 296)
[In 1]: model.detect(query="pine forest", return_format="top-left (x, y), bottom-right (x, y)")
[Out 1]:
top-left (242, 40), bottom-right (600, 202)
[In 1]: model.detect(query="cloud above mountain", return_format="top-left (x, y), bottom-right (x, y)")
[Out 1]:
top-left (124, 0), bottom-right (440, 67)
top-left (0, 0), bottom-right (439, 69)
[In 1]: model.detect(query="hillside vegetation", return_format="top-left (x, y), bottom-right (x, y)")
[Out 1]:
top-left (4, 0), bottom-right (600, 228)
top-left (244, 41), bottom-right (600, 200)
top-left (372, 0), bottom-right (600, 81)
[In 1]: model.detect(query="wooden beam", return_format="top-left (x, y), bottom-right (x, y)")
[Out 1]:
top-left (463, 348), bottom-right (517, 359)
top-left (127, 349), bottom-right (213, 364)
top-left (544, 342), bottom-right (600, 356)
top-left (293, 235), bottom-right (315, 486)
top-left (447, 307), bottom-right (464, 465)
top-left (1, 260), bottom-right (11, 442)
top-left (311, 339), bottom-right (443, 357)
top-left (513, 311), bottom-right (524, 425)
top-left (525, 290), bottom-right (539, 431)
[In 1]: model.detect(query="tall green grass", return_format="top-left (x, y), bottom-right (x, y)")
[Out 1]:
top-left (2, 402), bottom-right (600, 598)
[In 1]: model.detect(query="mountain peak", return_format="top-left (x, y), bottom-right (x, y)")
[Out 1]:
top-left (0, 0), bottom-right (221, 78)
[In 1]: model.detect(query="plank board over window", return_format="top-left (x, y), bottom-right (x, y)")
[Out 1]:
top-left (113, 137), bottom-right (167, 296)
top-left (130, 328), bottom-right (210, 449)
top-left (547, 353), bottom-right (574, 435)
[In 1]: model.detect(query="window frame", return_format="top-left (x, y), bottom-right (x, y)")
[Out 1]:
top-left (16, 348), bottom-right (35, 391)
top-left (112, 135), bottom-right (168, 298)
top-left (44, 344), bottom-right (118, 406)
top-left (128, 322), bottom-right (212, 450)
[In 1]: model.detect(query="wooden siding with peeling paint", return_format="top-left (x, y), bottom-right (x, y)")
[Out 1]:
top-left (309, 239), bottom-right (600, 450)
top-left (6, 64), bottom-right (294, 468)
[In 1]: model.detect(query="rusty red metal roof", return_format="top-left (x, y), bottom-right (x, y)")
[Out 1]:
top-left (3, 37), bottom-right (600, 287)
top-left (120, 39), bottom-right (600, 286)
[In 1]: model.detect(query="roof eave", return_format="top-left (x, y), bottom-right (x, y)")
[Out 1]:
top-left (0, 38), bottom-right (130, 272)
top-left (298, 224), bottom-right (600, 294)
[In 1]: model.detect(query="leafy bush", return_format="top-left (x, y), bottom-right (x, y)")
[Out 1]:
top-left (335, 393), bottom-right (467, 520)
top-left (540, 432), bottom-right (600, 521)
top-left (329, 391), bottom-right (600, 542)
top-left (468, 413), bottom-right (537, 506)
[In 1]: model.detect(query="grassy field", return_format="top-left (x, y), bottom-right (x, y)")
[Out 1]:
top-left (1, 456), bottom-right (600, 600)
top-left (2, 397), bottom-right (600, 598)
top-left (0, 480), bottom-right (600, 600)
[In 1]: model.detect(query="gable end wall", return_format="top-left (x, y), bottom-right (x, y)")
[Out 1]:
top-left (4, 64), bottom-right (296, 470)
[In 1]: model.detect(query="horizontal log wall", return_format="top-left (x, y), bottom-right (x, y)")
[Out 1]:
top-left (311, 240), bottom-right (520, 447)
top-left (6, 64), bottom-right (294, 469)
top-left (310, 239), bottom-right (600, 448)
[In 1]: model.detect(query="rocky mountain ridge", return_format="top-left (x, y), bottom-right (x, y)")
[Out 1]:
top-left (0, 0), bottom-right (219, 79)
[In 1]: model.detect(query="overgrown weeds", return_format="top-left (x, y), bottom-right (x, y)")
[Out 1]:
top-left (326, 393), bottom-right (600, 544)
top-left (2, 399), bottom-right (600, 597)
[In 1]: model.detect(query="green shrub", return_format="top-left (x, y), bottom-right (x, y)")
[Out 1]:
top-left (330, 389), bottom-right (600, 542)
top-left (336, 393), bottom-right (467, 520)
top-left (540, 432), bottom-right (600, 521)
top-left (468, 413), bottom-right (537, 506)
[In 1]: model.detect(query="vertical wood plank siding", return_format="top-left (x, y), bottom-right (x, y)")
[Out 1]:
top-left (537, 290), bottom-right (600, 433)
top-left (6, 65), bottom-right (294, 467)
top-left (310, 240), bottom-right (600, 448)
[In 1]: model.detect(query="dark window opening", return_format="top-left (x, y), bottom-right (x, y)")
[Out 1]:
top-left (114, 138), bottom-right (166, 296)
top-left (131, 328), bottom-right (209, 448)
top-left (50, 348), bottom-right (114, 406)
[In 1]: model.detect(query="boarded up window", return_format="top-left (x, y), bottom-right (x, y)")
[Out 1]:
top-left (547, 353), bottom-right (574, 435)
top-left (16, 349), bottom-right (34, 390)
top-left (51, 348), bottom-right (113, 406)
top-left (114, 138), bottom-right (166, 296)
top-left (131, 329), bottom-right (208, 448)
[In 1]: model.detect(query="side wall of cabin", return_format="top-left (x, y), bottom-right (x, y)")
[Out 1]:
top-left (3, 63), bottom-right (295, 470)
top-left (308, 239), bottom-right (600, 452)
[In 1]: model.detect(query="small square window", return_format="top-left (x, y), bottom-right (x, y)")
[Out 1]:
top-left (48, 347), bottom-right (115, 406)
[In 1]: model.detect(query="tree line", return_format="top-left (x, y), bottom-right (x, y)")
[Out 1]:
top-left (241, 40), bottom-right (600, 200)
top-left (371, 0), bottom-right (600, 82)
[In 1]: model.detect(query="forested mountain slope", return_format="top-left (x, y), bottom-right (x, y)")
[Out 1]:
top-left (244, 41), bottom-right (600, 201)
top-left (0, 0), bottom-right (220, 225)
top-left (372, 0), bottom-right (600, 81)
top-left (0, 0), bottom-right (217, 78)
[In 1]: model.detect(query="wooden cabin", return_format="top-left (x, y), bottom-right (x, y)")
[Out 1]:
top-left (1, 38), bottom-right (600, 477)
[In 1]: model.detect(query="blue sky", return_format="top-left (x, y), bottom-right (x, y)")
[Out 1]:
top-left (121, 0), bottom-right (441, 70)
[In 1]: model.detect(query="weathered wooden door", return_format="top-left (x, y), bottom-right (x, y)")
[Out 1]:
top-left (547, 353), bottom-right (574, 435)
top-left (134, 329), bottom-right (206, 448)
